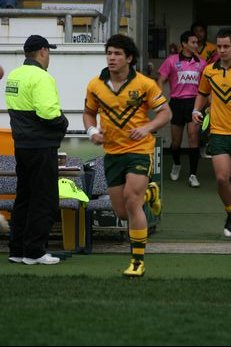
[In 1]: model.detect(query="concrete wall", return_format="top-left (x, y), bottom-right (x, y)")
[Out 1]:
top-left (0, 17), bottom-right (64, 43)
top-left (149, 0), bottom-right (194, 148)
top-left (0, 42), bottom-right (106, 129)
top-left (0, 4), bottom-right (195, 146)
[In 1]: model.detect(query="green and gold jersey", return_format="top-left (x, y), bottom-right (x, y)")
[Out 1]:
top-left (198, 60), bottom-right (231, 135)
top-left (198, 41), bottom-right (217, 63)
top-left (85, 68), bottom-right (167, 154)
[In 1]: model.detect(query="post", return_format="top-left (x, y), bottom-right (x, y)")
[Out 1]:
top-left (133, 0), bottom-right (149, 74)
top-left (110, 0), bottom-right (119, 35)
top-left (65, 14), bottom-right (73, 43)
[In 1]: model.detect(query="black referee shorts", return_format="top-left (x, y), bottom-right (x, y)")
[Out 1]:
top-left (169, 97), bottom-right (196, 126)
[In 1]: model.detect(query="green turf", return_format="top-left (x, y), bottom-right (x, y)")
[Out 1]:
top-left (60, 137), bottom-right (104, 161)
top-left (0, 152), bottom-right (229, 345)
top-left (57, 142), bottom-right (226, 243)
top-left (149, 153), bottom-right (227, 242)
top-left (2, 253), bottom-right (231, 279)
top-left (81, 153), bottom-right (226, 244)
top-left (1, 254), bottom-right (231, 346)
top-left (1, 276), bottom-right (231, 346)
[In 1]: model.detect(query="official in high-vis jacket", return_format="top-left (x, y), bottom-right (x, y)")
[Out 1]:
top-left (5, 35), bottom-right (69, 265)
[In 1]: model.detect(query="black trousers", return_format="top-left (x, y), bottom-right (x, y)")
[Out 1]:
top-left (9, 147), bottom-right (59, 258)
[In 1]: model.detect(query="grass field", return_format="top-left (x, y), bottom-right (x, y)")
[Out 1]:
top-left (1, 149), bottom-right (230, 345)
top-left (151, 153), bottom-right (228, 243)
top-left (1, 253), bottom-right (231, 346)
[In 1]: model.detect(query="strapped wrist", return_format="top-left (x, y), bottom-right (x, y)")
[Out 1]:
top-left (192, 109), bottom-right (202, 116)
top-left (87, 126), bottom-right (100, 139)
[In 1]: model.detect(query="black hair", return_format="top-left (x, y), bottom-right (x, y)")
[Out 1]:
top-left (180, 30), bottom-right (197, 45)
top-left (216, 27), bottom-right (231, 40)
top-left (105, 34), bottom-right (139, 66)
top-left (190, 21), bottom-right (207, 33)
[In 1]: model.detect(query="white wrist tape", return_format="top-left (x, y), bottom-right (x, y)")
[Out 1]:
top-left (87, 126), bottom-right (100, 139)
top-left (192, 109), bottom-right (202, 116)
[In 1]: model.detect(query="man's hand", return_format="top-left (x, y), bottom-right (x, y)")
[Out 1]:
top-left (192, 110), bottom-right (203, 124)
top-left (128, 126), bottom-right (150, 140)
top-left (91, 132), bottom-right (104, 145)
top-left (86, 126), bottom-right (104, 145)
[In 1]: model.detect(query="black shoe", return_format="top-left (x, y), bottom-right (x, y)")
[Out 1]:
top-left (224, 213), bottom-right (231, 237)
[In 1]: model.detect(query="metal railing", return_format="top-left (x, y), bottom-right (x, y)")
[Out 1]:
top-left (0, 8), bottom-right (107, 43)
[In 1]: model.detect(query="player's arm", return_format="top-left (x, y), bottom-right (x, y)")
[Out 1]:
top-left (150, 102), bottom-right (172, 130)
top-left (192, 93), bottom-right (209, 124)
top-left (157, 74), bottom-right (168, 91)
top-left (129, 102), bottom-right (172, 140)
top-left (146, 102), bottom-right (172, 134)
top-left (83, 107), bottom-right (104, 145)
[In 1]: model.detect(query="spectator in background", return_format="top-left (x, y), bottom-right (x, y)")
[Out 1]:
top-left (157, 30), bottom-right (207, 187)
top-left (191, 21), bottom-right (218, 63)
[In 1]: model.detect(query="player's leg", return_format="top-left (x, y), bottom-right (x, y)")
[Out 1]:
top-left (144, 181), bottom-right (161, 216)
top-left (212, 154), bottom-right (231, 236)
top-left (121, 173), bottom-right (148, 277)
top-left (170, 124), bottom-right (184, 181)
top-left (187, 121), bottom-right (201, 187)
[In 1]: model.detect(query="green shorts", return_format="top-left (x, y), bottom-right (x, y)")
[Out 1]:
top-left (104, 153), bottom-right (153, 187)
top-left (209, 134), bottom-right (231, 156)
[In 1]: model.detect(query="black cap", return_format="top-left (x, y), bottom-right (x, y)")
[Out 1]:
top-left (23, 35), bottom-right (57, 53)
